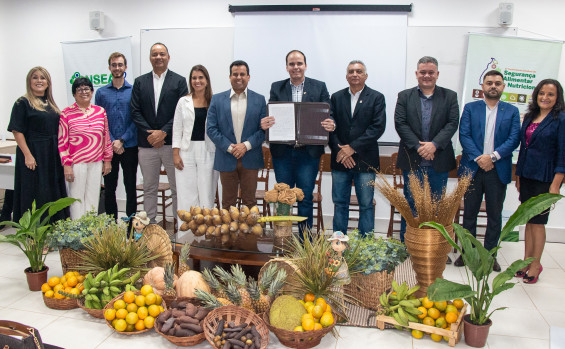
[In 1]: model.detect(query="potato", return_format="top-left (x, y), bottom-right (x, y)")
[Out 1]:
top-left (239, 223), bottom-right (250, 234)
top-left (212, 215), bottom-right (222, 226)
top-left (221, 211), bottom-right (232, 224)
top-left (188, 220), bottom-right (198, 232)
top-left (221, 234), bottom-right (230, 244)
top-left (193, 214), bottom-right (205, 224)
top-left (204, 215), bottom-right (214, 226)
top-left (239, 210), bottom-right (248, 221)
top-left (214, 226), bottom-right (221, 237)
top-left (249, 205), bottom-right (260, 214)
top-left (229, 206), bottom-right (240, 221)
top-left (229, 221), bottom-right (239, 232)
top-left (210, 207), bottom-right (220, 216)
top-left (195, 224), bottom-right (207, 236)
top-left (190, 206), bottom-right (202, 216)
top-left (206, 225), bottom-right (216, 237)
top-left (251, 224), bottom-right (263, 236)
top-left (202, 207), bottom-right (211, 216)
top-left (220, 224), bottom-right (229, 235)
top-left (246, 212), bottom-right (258, 225)
top-left (180, 222), bottom-right (190, 231)
top-left (177, 210), bottom-right (191, 222)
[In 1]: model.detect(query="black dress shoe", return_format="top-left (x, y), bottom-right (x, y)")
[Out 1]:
top-left (446, 256), bottom-right (452, 264)
top-left (493, 258), bottom-right (501, 272)
top-left (454, 255), bottom-right (465, 267)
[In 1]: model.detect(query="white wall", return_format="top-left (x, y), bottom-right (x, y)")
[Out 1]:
top-left (2, 0), bottom-right (565, 238)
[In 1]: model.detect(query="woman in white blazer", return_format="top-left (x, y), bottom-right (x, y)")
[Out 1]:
top-left (172, 65), bottom-right (219, 211)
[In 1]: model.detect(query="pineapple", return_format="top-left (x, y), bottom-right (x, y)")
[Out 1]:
top-left (247, 278), bottom-right (263, 313)
top-left (230, 265), bottom-right (253, 311)
top-left (213, 265), bottom-right (234, 287)
top-left (163, 263), bottom-right (177, 298)
top-left (194, 289), bottom-right (232, 309)
top-left (224, 282), bottom-right (253, 311)
top-left (258, 263), bottom-right (278, 295)
top-left (259, 270), bottom-right (287, 313)
top-left (202, 268), bottom-right (226, 299)
top-left (178, 243), bottom-right (191, 275)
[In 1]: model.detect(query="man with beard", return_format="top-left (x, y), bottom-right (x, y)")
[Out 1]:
top-left (95, 52), bottom-right (138, 220)
top-left (456, 70), bottom-right (520, 271)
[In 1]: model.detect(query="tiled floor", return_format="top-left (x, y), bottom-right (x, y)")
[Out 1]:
top-left (1, 229), bottom-right (564, 348)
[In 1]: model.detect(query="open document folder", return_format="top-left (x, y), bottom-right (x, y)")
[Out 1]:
top-left (266, 102), bottom-right (330, 145)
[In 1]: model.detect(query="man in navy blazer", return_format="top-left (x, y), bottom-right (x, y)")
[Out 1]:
top-left (207, 60), bottom-right (266, 208)
top-left (262, 50), bottom-right (335, 234)
top-left (457, 70), bottom-right (520, 271)
top-left (394, 56), bottom-right (460, 248)
top-left (329, 60), bottom-right (386, 236)
top-left (131, 43), bottom-right (188, 224)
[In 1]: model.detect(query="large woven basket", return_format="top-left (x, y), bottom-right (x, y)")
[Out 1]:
top-left (103, 291), bottom-right (167, 335)
top-left (344, 270), bottom-right (394, 311)
top-left (203, 305), bottom-right (269, 349)
top-left (77, 297), bottom-right (104, 319)
top-left (154, 297), bottom-right (206, 346)
top-left (404, 225), bottom-right (454, 297)
top-left (263, 309), bottom-right (335, 349)
top-left (258, 258), bottom-right (299, 295)
top-left (58, 248), bottom-right (87, 275)
top-left (43, 294), bottom-right (79, 310)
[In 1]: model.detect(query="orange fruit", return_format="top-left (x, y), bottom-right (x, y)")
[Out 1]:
top-left (431, 333), bottom-right (443, 342)
top-left (126, 303), bottom-right (138, 313)
top-left (125, 312), bottom-right (139, 325)
top-left (412, 329), bottom-right (424, 339)
top-left (319, 312), bottom-right (334, 328)
top-left (135, 295), bottom-right (146, 307)
top-left (312, 305), bottom-right (324, 319)
top-left (434, 301), bottom-right (447, 312)
top-left (60, 276), bottom-right (67, 285)
top-left (294, 326), bottom-right (304, 332)
top-left (453, 299), bottom-right (464, 310)
top-left (47, 277), bottom-right (60, 288)
top-left (417, 306), bottom-right (427, 319)
top-left (114, 319), bottom-right (127, 332)
top-left (77, 275), bottom-right (85, 283)
top-left (111, 319), bottom-right (118, 328)
top-left (140, 285), bottom-right (153, 296)
top-left (428, 308), bottom-right (440, 320)
top-left (313, 323), bottom-right (323, 331)
top-left (135, 319), bottom-right (145, 331)
top-left (305, 304), bottom-right (315, 314)
top-left (123, 291), bottom-right (136, 304)
top-left (114, 299), bottom-right (126, 310)
top-left (435, 317), bottom-right (447, 329)
top-left (65, 271), bottom-right (75, 280)
top-left (76, 283), bottom-right (84, 293)
top-left (155, 294), bottom-right (162, 305)
top-left (158, 306), bottom-right (164, 313)
top-left (41, 283), bottom-right (51, 293)
top-left (126, 323), bottom-right (135, 332)
top-left (67, 276), bottom-right (78, 287)
top-left (44, 290), bottom-right (54, 298)
top-left (143, 316), bottom-right (155, 329)
top-left (315, 298), bottom-right (327, 312)
top-left (325, 304), bottom-right (332, 313)
top-left (304, 293), bottom-right (316, 303)
top-left (54, 291), bottom-right (66, 299)
top-left (422, 297), bottom-right (434, 309)
top-left (70, 288), bottom-right (80, 296)
top-left (148, 304), bottom-right (160, 318)
top-left (446, 305), bottom-right (458, 314)
top-left (422, 317), bottom-right (435, 326)
top-left (302, 318), bottom-right (315, 331)
top-left (64, 286), bottom-right (73, 294)
top-left (105, 308), bottom-right (116, 321)
top-left (145, 293), bottom-right (157, 306)
top-left (445, 312), bottom-right (458, 324)
top-left (302, 313), bottom-right (314, 323)
top-left (115, 308), bottom-right (128, 319)
top-left (137, 306), bottom-right (148, 320)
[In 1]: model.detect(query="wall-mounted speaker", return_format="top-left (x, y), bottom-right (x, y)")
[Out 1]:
top-left (498, 3), bottom-right (513, 26)
top-left (89, 11), bottom-right (105, 31)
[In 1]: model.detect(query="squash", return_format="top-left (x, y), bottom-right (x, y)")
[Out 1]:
top-left (175, 270), bottom-right (211, 298)
top-left (143, 266), bottom-right (178, 296)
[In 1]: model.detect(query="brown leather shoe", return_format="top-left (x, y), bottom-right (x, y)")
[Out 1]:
top-left (493, 258), bottom-right (501, 272)
top-left (454, 255), bottom-right (465, 267)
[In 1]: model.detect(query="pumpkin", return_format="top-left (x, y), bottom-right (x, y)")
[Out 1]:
top-left (175, 270), bottom-right (211, 298)
top-left (143, 266), bottom-right (178, 296)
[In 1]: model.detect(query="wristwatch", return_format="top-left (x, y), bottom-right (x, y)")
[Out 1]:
top-left (490, 154), bottom-right (497, 163)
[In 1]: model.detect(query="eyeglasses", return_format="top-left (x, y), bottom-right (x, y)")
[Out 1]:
top-left (76, 87), bottom-right (91, 93)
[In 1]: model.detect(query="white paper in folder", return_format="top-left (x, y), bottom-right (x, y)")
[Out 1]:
top-left (268, 103), bottom-right (295, 142)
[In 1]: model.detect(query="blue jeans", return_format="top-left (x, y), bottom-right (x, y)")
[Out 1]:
top-left (272, 148), bottom-right (319, 236)
top-left (400, 166), bottom-right (449, 242)
top-left (332, 170), bottom-right (375, 236)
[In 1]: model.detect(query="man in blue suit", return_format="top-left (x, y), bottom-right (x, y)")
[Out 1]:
top-left (456, 70), bottom-right (521, 271)
top-left (261, 50), bottom-right (335, 234)
top-left (206, 60), bottom-right (267, 208)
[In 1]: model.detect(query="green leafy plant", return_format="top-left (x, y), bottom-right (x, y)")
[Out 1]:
top-left (344, 230), bottom-right (408, 274)
top-left (48, 211), bottom-right (116, 250)
top-left (0, 198), bottom-right (77, 272)
top-left (425, 193), bottom-right (561, 325)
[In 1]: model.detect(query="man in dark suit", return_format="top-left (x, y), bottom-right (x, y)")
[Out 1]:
top-left (130, 43), bottom-right (188, 224)
top-left (329, 60), bottom-right (386, 236)
top-left (206, 60), bottom-right (266, 208)
top-left (262, 50), bottom-right (335, 234)
top-left (394, 56), bottom-right (459, 252)
top-left (457, 70), bottom-right (520, 271)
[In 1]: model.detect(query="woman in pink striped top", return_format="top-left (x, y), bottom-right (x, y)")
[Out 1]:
top-left (58, 77), bottom-right (112, 219)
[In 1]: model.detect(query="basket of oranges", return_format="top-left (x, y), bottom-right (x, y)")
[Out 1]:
top-left (41, 272), bottom-right (84, 310)
top-left (103, 285), bottom-right (166, 335)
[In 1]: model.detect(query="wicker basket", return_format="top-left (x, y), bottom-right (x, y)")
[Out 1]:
top-left (258, 258), bottom-right (299, 295)
top-left (43, 294), bottom-right (79, 310)
top-left (103, 291), bottom-right (167, 335)
top-left (154, 297), bottom-right (206, 346)
top-left (262, 309), bottom-right (335, 349)
top-left (77, 297), bottom-right (104, 319)
top-left (203, 305), bottom-right (269, 349)
top-left (59, 248), bottom-right (87, 275)
top-left (343, 270), bottom-right (394, 311)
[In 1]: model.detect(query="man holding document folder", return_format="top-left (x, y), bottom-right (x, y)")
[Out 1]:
top-left (262, 50), bottom-right (335, 235)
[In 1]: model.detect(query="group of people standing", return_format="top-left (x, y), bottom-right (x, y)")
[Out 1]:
top-left (5, 44), bottom-right (564, 285)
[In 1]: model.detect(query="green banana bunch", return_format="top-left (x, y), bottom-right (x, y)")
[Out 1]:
top-left (79, 264), bottom-right (140, 309)
top-left (379, 281), bottom-right (423, 327)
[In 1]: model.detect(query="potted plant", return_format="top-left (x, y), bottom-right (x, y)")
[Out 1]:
top-left (0, 197), bottom-right (76, 291)
top-left (343, 230), bottom-right (409, 310)
top-left (48, 211), bottom-right (116, 273)
top-left (424, 193), bottom-right (561, 348)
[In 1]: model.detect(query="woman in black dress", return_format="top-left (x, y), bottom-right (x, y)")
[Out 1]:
top-left (7, 66), bottom-right (68, 222)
